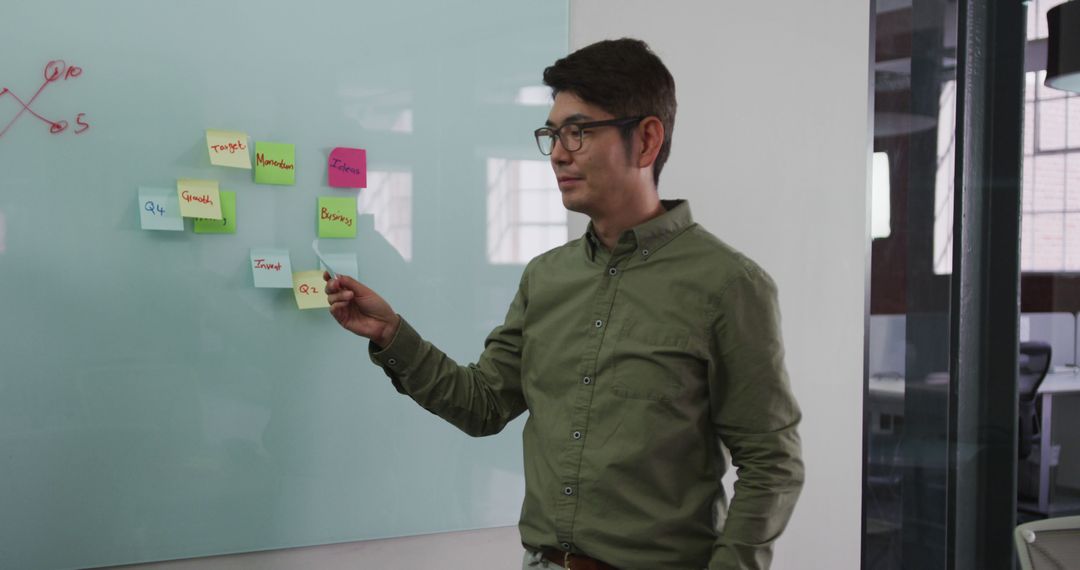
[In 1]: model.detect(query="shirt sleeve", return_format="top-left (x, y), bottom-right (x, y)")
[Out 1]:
top-left (707, 262), bottom-right (805, 570)
top-left (366, 271), bottom-right (530, 438)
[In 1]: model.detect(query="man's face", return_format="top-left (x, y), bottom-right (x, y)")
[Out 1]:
top-left (546, 92), bottom-right (637, 217)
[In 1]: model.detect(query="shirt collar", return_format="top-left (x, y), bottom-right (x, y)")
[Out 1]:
top-left (584, 199), bottom-right (694, 261)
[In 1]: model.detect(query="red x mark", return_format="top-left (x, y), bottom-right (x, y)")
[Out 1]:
top-left (0, 60), bottom-right (89, 139)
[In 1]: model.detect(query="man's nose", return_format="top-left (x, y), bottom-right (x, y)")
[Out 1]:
top-left (550, 136), bottom-right (572, 165)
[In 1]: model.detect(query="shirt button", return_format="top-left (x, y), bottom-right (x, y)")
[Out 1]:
top-left (642, 249), bottom-right (650, 257)
top-left (608, 267), bottom-right (618, 276)
top-left (387, 358), bottom-right (397, 366)
top-left (583, 376), bottom-right (592, 385)
top-left (594, 319), bottom-right (603, 328)
top-left (561, 542), bottom-right (571, 550)
top-left (572, 431), bottom-right (582, 440)
top-left (563, 486), bottom-right (574, 496)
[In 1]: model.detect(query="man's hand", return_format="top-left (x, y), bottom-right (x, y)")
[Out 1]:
top-left (323, 272), bottom-right (401, 348)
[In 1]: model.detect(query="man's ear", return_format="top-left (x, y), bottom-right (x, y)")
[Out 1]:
top-left (636, 117), bottom-right (664, 169)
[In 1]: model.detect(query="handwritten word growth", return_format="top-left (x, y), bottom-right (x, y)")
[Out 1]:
top-left (320, 208), bottom-right (353, 227)
top-left (0, 60), bottom-right (90, 139)
top-left (180, 191), bottom-right (214, 205)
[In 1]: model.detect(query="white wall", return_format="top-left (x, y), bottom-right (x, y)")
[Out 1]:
top-left (567, 2), bottom-right (870, 568)
top-left (119, 3), bottom-right (870, 569)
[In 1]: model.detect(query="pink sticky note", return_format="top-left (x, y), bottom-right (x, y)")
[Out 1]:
top-left (327, 147), bottom-right (367, 188)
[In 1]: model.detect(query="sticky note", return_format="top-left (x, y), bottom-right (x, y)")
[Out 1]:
top-left (177, 179), bottom-right (222, 219)
top-left (194, 191), bottom-right (236, 234)
top-left (206, 129), bottom-right (251, 169)
top-left (328, 147), bottom-right (367, 188)
top-left (292, 270), bottom-right (329, 310)
top-left (250, 248), bottom-right (293, 288)
top-left (317, 196), bottom-right (357, 238)
top-left (319, 253), bottom-right (359, 280)
top-left (138, 186), bottom-right (184, 231)
top-left (254, 141), bottom-right (296, 185)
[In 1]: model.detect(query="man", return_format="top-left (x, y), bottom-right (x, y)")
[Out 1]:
top-left (325, 38), bottom-right (803, 570)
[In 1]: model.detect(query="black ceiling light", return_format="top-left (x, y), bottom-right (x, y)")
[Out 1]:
top-left (1046, 1), bottom-right (1080, 93)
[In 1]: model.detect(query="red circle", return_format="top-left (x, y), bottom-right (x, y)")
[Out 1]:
top-left (44, 60), bottom-right (66, 82)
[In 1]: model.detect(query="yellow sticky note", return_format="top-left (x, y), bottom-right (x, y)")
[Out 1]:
top-left (177, 179), bottom-right (222, 219)
top-left (292, 270), bottom-right (329, 310)
top-left (206, 129), bottom-right (252, 169)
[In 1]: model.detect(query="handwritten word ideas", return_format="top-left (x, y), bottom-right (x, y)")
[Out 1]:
top-left (317, 196), bottom-right (357, 238)
top-left (327, 147), bottom-right (366, 188)
top-left (138, 187), bottom-right (183, 231)
top-left (254, 141), bottom-right (295, 185)
top-left (176, 179), bottom-right (222, 219)
top-left (206, 129), bottom-right (251, 169)
top-left (0, 60), bottom-right (90, 139)
top-left (250, 248), bottom-right (293, 288)
top-left (292, 270), bottom-right (329, 309)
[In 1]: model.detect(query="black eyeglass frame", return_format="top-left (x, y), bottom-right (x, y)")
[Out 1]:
top-left (533, 116), bottom-right (646, 156)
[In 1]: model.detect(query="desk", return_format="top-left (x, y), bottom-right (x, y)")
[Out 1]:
top-left (1023, 370), bottom-right (1080, 516)
top-left (869, 371), bottom-right (1080, 516)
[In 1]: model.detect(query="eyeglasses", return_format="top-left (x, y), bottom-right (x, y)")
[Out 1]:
top-left (533, 116), bottom-right (646, 156)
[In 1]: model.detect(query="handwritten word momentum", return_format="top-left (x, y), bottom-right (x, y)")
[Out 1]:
top-left (256, 153), bottom-right (294, 170)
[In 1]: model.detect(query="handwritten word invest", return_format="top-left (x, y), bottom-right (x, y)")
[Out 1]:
top-left (253, 259), bottom-right (283, 271)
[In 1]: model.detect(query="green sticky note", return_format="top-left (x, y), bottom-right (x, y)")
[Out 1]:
top-left (254, 141), bottom-right (296, 185)
top-left (317, 196), bottom-right (357, 238)
top-left (194, 191), bottom-right (237, 234)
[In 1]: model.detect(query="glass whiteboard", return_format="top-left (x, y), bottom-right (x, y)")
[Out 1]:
top-left (0, 1), bottom-right (567, 568)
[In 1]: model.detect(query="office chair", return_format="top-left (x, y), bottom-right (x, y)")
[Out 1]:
top-left (1018, 342), bottom-right (1052, 461)
top-left (1015, 515), bottom-right (1080, 570)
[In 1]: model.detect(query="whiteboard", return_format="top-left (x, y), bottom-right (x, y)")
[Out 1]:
top-left (0, 1), bottom-right (567, 568)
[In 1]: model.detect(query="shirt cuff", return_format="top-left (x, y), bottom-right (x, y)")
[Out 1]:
top-left (368, 316), bottom-right (422, 393)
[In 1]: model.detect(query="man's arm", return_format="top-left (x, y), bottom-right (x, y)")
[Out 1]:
top-left (707, 263), bottom-right (804, 570)
top-left (325, 271), bottom-right (529, 437)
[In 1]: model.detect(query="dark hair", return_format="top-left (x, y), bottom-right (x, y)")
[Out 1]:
top-left (542, 38), bottom-right (676, 187)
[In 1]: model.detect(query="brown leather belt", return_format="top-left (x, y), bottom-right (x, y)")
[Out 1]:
top-left (541, 548), bottom-right (619, 570)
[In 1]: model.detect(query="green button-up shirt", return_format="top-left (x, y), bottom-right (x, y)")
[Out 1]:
top-left (370, 200), bottom-right (803, 570)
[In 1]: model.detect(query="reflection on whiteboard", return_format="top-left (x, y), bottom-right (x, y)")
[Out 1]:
top-left (360, 170), bottom-right (413, 261)
top-left (486, 158), bottom-right (566, 265)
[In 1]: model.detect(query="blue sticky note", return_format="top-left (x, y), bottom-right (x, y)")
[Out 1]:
top-left (319, 253), bottom-right (359, 280)
top-left (138, 186), bottom-right (184, 231)
top-left (250, 248), bottom-right (294, 288)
